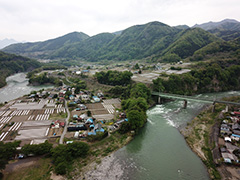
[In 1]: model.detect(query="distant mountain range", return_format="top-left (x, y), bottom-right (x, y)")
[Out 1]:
top-left (2, 19), bottom-right (240, 62)
top-left (193, 19), bottom-right (240, 41)
top-left (0, 38), bottom-right (18, 49)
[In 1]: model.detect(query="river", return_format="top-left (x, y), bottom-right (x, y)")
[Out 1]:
top-left (0, 73), bottom-right (53, 103)
top-left (85, 91), bottom-right (240, 180)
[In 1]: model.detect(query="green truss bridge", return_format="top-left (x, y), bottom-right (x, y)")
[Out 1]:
top-left (151, 91), bottom-right (240, 109)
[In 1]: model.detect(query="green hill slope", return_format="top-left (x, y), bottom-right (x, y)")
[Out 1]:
top-left (3, 32), bottom-right (89, 59)
top-left (160, 28), bottom-right (219, 60)
top-left (2, 21), bottom-right (224, 62)
top-left (94, 21), bottom-right (181, 61)
top-left (50, 33), bottom-right (116, 60)
top-left (190, 37), bottom-right (240, 61)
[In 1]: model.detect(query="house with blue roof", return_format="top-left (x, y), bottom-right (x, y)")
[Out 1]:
top-left (73, 114), bottom-right (78, 119)
top-left (231, 134), bottom-right (240, 141)
top-left (92, 96), bottom-right (100, 103)
top-left (94, 123), bottom-right (105, 132)
top-left (85, 118), bottom-right (93, 124)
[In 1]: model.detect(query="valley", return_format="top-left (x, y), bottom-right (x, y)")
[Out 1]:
top-left (0, 18), bottom-right (240, 180)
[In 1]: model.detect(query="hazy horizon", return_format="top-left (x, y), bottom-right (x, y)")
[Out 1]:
top-left (0, 0), bottom-right (239, 42)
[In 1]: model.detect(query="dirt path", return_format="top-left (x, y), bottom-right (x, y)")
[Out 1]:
top-left (3, 156), bottom-right (42, 175)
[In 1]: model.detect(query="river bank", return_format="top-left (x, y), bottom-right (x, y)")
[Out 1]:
top-left (0, 73), bottom-right (53, 103)
top-left (180, 97), bottom-right (240, 180)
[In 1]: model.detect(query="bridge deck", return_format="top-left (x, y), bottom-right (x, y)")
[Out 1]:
top-left (152, 92), bottom-right (240, 106)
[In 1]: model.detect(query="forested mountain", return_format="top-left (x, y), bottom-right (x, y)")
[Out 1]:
top-left (3, 32), bottom-right (89, 59)
top-left (92, 21), bottom-right (181, 61)
top-left (0, 51), bottom-right (40, 88)
top-left (190, 37), bottom-right (240, 61)
top-left (158, 28), bottom-right (219, 61)
top-left (193, 19), bottom-right (240, 41)
top-left (50, 33), bottom-right (116, 60)
top-left (2, 20), bottom-right (238, 62)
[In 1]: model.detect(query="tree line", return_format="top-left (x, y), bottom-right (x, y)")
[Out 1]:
top-left (0, 140), bottom-right (89, 177)
top-left (153, 63), bottom-right (240, 95)
top-left (95, 70), bottom-right (133, 86)
top-left (28, 72), bottom-right (62, 86)
top-left (108, 83), bottom-right (151, 133)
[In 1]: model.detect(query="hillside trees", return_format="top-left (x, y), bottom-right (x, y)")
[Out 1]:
top-left (120, 83), bottom-right (150, 132)
top-left (130, 83), bottom-right (151, 102)
top-left (0, 141), bottom-right (20, 176)
top-left (95, 70), bottom-right (133, 86)
top-left (153, 64), bottom-right (240, 95)
top-left (29, 72), bottom-right (63, 86)
top-left (21, 140), bottom-right (53, 156)
top-left (51, 142), bottom-right (89, 175)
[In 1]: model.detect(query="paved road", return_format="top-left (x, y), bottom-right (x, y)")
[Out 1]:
top-left (59, 100), bottom-right (70, 144)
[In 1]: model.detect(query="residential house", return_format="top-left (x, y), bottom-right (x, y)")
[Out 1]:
top-left (78, 104), bottom-right (87, 110)
top-left (69, 95), bottom-right (75, 100)
top-left (225, 142), bottom-right (240, 154)
top-left (92, 96), bottom-right (100, 103)
top-left (224, 137), bottom-right (232, 142)
top-left (231, 134), bottom-right (240, 141)
top-left (81, 94), bottom-right (90, 101)
top-left (220, 124), bottom-right (232, 135)
top-left (94, 123), bottom-right (105, 133)
top-left (232, 123), bottom-right (240, 131)
top-left (222, 152), bottom-right (234, 163)
top-left (85, 118), bottom-right (94, 124)
top-left (79, 114), bottom-right (88, 120)
top-left (233, 130), bottom-right (240, 135)
top-left (67, 124), bottom-right (87, 131)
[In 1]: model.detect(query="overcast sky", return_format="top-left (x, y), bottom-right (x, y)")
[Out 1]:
top-left (0, 0), bottom-right (239, 42)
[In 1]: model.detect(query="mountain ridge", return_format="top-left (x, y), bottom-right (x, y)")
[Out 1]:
top-left (0, 38), bottom-right (18, 49)
top-left (193, 19), bottom-right (240, 41)
top-left (2, 19), bottom-right (239, 62)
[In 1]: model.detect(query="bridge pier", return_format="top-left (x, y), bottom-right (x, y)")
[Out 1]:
top-left (225, 105), bottom-right (229, 112)
top-left (212, 102), bottom-right (216, 113)
top-left (183, 100), bottom-right (187, 109)
top-left (158, 96), bottom-right (161, 104)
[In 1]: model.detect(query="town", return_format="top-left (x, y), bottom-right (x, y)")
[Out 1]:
top-left (218, 109), bottom-right (240, 164)
top-left (0, 85), bottom-right (127, 147)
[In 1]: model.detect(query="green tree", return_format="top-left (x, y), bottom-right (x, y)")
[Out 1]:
top-left (127, 110), bottom-right (146, 130)
top-left (134, 63), bottom-right (140, 69)
top-left (21, 141), bottom-right (53, 156)
top-left (130, 83), bottom-right (151, 102)
top-left (0, 141), bottom-right (20, 172)
top-left (67, 142), bottom-right (89, 158)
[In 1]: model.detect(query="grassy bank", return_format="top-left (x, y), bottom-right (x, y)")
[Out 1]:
top-left (3, 158), bottom-right (52, 180)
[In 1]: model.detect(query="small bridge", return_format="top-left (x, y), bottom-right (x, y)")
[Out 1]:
top-left (151, 91), bottom-right (240, 109)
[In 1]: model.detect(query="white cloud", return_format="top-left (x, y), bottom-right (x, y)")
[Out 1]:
top-left (0, 0), bottom-right (239, 42)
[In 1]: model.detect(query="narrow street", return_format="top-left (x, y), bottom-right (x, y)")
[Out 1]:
top-left (59, 100), bottom-right (70, 144)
